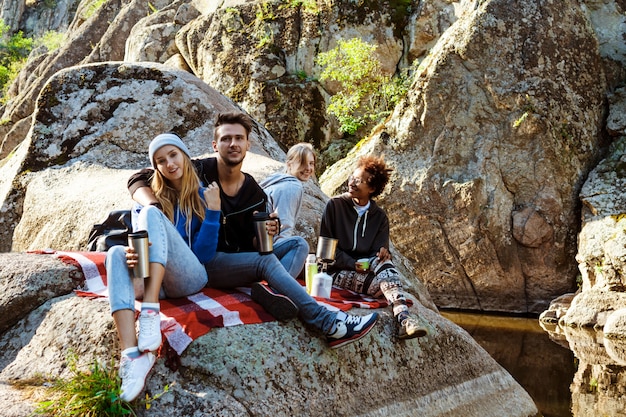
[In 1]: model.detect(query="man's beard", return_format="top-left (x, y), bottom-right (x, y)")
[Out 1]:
top-left (222, 153), bottom-right (244, 167)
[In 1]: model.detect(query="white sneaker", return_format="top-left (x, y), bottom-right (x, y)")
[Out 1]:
top-left (137, 310), bottom-right (162, 352)
top-left (398, 314), bottom-right (428, 339)
top-left (119, 352), bottom-right (155, 402)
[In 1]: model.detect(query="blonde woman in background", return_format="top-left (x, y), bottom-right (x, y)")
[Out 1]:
top-left (259, 143), bottom-right (316, 278)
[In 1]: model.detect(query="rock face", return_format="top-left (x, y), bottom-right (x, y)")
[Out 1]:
top-left (0, 0), bottom-right (625, 316)
top-left (540, 137), bottom-right (626, 329)
top-left (0, 252), bottom-right (538, 417)
top-left (323, 0), bottom-right (610, 314)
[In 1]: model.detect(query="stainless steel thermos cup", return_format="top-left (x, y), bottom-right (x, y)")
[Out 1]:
top-left (128, 230), bottom-right (150, 279)
top-left (253, 212), bottom-right (280, 255)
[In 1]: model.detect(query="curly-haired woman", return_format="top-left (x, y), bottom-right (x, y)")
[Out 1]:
top-left (319, 155), bottom-right (428, 339)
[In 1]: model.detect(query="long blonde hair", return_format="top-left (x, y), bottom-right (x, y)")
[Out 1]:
top-left (151, 151), bottom-right (205, 232)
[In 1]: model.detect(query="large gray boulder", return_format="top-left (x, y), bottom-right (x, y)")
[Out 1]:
top-left (0, 252), bottom-right (538, 417)
top-left (0, 61), bottom-right (283, 253)
top-left (321, 0), bottom-right (609, 315)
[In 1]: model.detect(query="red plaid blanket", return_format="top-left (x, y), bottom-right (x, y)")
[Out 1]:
top-left (37, 250), bottom-right (390, 356)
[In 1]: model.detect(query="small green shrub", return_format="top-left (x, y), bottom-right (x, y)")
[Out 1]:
top-left (82, 0), bottom-right (108, 20)
top-left (0, 21), bottom-right (33, 64)
top-left (281, 0), bottom-right (319, 13)
top-left (316, 38), bottom-right (409, 135)
top-left (0, 20), bottom-right (34, 103)
top-left (33, 352), bottom-right (136, 417)
top-left (0, 22), bottom-right (67, 104)
top-left (34, 30), bottom-right (65, 52)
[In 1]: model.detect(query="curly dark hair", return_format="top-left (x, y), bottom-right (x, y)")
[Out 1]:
top-left (357, 155), bottom-right (392, 198)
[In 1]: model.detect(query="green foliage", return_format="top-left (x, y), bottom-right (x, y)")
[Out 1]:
top-left (83, 0), bottom-right (108, 20)
top-left (34, 30), bottom-right (65, 52)
top-left (0, 21), bottom-right (33, 103)
top-left (256, 2), bottom-right (276, 21)
top-left (33, 352), bottom-right (137, 417)
top-left (316, 38), bottom-right (409, 135)
top-left (0, 22), bottom-right (33, 64)
top-left (0, 21), bottom-right (66, 104)
top-left (280, 0), bottom-right (319, 13)
top-left (513, 111), bottom-right (528, 128)
top-left (252, 2), bottom-right (276, 48)
top-left (514, 94), bottom-right (535, 128)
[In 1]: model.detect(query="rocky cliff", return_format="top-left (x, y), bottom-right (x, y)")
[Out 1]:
top-left (1, 0), bottom-right (625, 315)
top-left (1, 0), bottom-right (626, 415)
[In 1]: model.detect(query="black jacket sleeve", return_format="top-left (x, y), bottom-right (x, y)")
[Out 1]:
top-left (127, 168), bottom-right (155, 197)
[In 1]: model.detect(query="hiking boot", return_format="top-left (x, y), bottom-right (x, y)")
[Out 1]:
top-left (398, 313), bottom-right (428, 339)
top-left (326, 311), bottom-right (379, 349)
top-left (137, 310), bottom-right (162, 352)
top-left (119, 352), bottom-right (155, 402)
top-left (251, 282), bottom-right (299, 321)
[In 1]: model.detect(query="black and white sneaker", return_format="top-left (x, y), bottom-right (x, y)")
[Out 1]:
top-left (251, 282), bottom-right (299, 321)
top-left (326, 311), bottom-right (379, 348)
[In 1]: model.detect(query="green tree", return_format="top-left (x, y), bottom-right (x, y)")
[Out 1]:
top-left (0, 22), bottom-right (65, 103)
top-left (316, 38), bottom-right (408, 135)
top-left (0, 21), bottom-right (33, 101)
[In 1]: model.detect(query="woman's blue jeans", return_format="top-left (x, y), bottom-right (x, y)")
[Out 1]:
top-left (107, 206), bottom-right (208, 314)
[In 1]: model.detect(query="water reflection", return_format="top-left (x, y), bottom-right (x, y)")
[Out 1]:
top-left (542, 323), bottom-right (626, 417)
top-left (442, 311), bottom-right (575, 417)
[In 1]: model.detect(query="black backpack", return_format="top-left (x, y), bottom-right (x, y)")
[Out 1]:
top-left (86, 209), bottom-right (132, 251)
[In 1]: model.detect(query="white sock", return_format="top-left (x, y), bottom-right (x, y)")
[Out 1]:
top-left (141, 302), bottom-right (160, 313)
top-left (122, 346), bottom-right (140, 359)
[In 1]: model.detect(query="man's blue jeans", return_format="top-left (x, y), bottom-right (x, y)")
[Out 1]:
top-left (205, 251), bottom-right (337, 334)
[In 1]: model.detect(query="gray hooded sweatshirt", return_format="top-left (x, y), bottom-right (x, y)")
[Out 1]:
top-left (259, 172), bottom-right (303, 241)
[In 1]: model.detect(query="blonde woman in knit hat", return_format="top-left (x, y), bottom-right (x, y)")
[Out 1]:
top-left (106, 133), bottom-right (221, 402)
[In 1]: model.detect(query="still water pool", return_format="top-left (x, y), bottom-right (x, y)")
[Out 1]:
top-left (441, 311), bottom-right (575, 417)
top-left (443, 311), bottom-right (626, 417)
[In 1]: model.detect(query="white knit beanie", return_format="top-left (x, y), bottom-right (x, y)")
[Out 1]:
top-left (148, 133), bottom-right (191, 168)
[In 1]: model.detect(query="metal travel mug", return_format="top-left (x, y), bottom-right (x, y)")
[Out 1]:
top-left (253, 212), bottom-right (279, 255)
top-left (128, 230), bottom-right (150, 279)
top-left (316, 236), bottom-right (338, 261)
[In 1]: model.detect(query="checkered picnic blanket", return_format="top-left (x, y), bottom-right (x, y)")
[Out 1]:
top-left (36, 250), bottom-right (390, 356)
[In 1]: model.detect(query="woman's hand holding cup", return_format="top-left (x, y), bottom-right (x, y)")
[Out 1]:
top-left (203, 181), bottom-right (221, 211)
top-left (267, 211), bottom-right (280, 236)
top-left (125, 246), bottom-right (138, 269)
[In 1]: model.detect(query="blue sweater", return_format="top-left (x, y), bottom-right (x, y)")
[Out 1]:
top-left (132, 187), bottom-right (220, 264)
